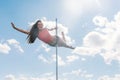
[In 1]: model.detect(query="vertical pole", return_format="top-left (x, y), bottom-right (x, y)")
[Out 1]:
top-left (56, 18), bottom-right (58, 80)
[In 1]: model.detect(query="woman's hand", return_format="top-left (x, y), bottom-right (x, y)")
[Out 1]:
top-left (11, 22), bottom-right (16, 29)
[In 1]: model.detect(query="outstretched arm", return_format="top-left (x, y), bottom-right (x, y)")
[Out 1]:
top-left (11, 22), bottom-right (30, 35)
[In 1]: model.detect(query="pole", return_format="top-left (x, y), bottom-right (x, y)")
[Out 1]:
top-left (56, 18), bottom-right (58, 80)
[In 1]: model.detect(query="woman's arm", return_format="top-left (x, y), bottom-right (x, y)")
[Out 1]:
top-left (11, 22), bottom-right (30, 35)
top-left (61, 32), bottom-right (66, 42)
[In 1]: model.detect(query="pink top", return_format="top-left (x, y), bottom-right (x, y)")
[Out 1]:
top-left (38, 28), bottom-right (53, 43)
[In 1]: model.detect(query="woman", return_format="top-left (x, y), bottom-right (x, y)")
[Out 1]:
top-left (11, 20), bottom-right (75, 49)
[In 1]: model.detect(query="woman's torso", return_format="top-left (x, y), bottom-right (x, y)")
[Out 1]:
top-left (38, 28), bottom-right (53, 43)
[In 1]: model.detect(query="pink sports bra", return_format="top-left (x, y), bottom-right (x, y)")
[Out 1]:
top-left (38, 28), bottom-right (53, 43)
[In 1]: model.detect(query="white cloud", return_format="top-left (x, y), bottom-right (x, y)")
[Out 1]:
top-left (60, 0), bottom-right (111, 27)
top-left (63, 69), bottom-right (93, 79)
top-left (114, 12), bottom-right (120, 22)
top-left (73, 11), bottom-right (120, 64)
top-left (0, 39), bottom-right (24, 54)
top-left (30, 77), bottom-right (55, 80)
top-left (73, 47), bottom-right (99, 56)
top-left (41, 43), bottom-right (50, 52)
top-left (81, 57), bottom-right (86, 61)
top-left (4, 70), bottom-right (93, 80)
top-left (83, 31), bottom-right (106, 48)
top-left (38, 54), bottom-right (66, 66)
top-left (61, 0), bottom-right (105, 20)
top-left (52, 54), bottom-right (66, 66)
top-left (5, 74), bottom-right (15, 80)
top-left (98, 74), bottom-right (120, 80)
top-left (41, 72), bottom-right (54, 76)
top-left (38, 54), bottom-right (51, 64)
top-left (38, 54), bottom-right (82, 66)
top-left (100, 50), bottom-right (120, 64)
top-left (66, 55), bottom-right (79, 62)
top-left (63, 0), bottom-right (100, 14)
top-left (0, 43), bottom-right (11, 54)
top-left (93, 16), bottom-right (108, 27)
top-left (7, 73), bottom-right (120, 80)
top-left (7, 39), bottom-right (24, 53)
top-left (7, 39), bottom-right (20, 45)
top-left (4, 73), bottom-right (56, 80)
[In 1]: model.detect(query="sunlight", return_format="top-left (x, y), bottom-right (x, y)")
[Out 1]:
top-left (62, 0), bottom-right (102, 17)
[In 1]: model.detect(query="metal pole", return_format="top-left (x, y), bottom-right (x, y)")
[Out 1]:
top-left (56, 18), bottom-right (58, 80)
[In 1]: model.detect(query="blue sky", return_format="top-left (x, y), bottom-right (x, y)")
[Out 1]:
top-left (0, 0), bottom-right (120, 80)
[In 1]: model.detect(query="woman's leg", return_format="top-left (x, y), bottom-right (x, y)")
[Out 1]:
top-left (61, 32), bottom-right (75, 49)
top-left (56, 36), bottom-right (75, 49)
top-left (49, 36), bottom-right (75, 49)
top-left (61, 32), bottom-right (66, 42)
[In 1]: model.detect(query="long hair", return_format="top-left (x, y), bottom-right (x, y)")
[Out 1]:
top-left (27, 20), bottom-right (41, 43)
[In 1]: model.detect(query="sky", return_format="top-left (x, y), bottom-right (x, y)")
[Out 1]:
top-left (0, 0), bottom-right (120, 80)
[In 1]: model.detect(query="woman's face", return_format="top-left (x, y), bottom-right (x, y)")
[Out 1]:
top-left (37, 21), bottom-right (43, 29)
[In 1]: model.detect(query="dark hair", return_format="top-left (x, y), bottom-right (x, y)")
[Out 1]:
top-left (27, 20), bottom-right (41, 43)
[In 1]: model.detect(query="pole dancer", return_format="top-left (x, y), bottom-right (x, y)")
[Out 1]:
top-left (11, 20), bottom-right (75, 49)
